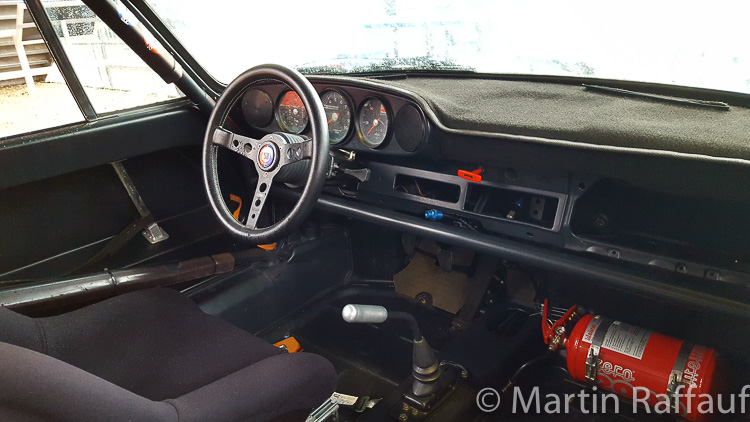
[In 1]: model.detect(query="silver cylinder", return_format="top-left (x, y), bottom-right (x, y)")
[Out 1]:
top-left (341, 304), bottom-right (388, 323)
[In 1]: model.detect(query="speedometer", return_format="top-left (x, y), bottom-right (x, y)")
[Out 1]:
top-left (321, 90), bottom-right (352, 144)
top-left (276, 91), bottom-right (308, 134)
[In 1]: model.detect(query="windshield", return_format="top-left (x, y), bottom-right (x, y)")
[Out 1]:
top-left (147, 0), bottom-right (750, 94)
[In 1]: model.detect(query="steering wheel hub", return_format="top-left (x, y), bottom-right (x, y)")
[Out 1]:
top-left (257, 141), bottom-right (278, 171)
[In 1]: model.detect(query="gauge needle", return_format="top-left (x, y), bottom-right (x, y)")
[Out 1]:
top-left (367, 118), bottom-right (380, 135)
top-left (327, 113), bottom-right (339, 125)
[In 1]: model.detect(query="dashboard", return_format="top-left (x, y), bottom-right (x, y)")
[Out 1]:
top-left (239, 83), bottom-right (429, 155)
top-left (232, 76), bottom-right (750, 290)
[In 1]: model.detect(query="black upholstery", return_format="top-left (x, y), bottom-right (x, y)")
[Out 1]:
top-left (0, 288), bottom-right (337, 421)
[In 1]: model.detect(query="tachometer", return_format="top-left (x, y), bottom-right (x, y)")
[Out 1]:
top-left (276, 91), bottom-right (308, 134)
top-left (357, 98), bottom-right (390, 148)
top-left (321, 90), bottom-right (352, 144)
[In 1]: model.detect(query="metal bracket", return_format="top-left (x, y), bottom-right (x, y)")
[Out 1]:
top-left (111, 161), bottom-right (169, 244)
top-left (666, 372), bottom-right (682, 413)
top-left (306, 398), bottom-right (339, 422)
top-left (584, 316), bottom-right (612, 385)
top-left (666, 342), bottom-right (693, 414)
top-left (142, 221), bottom-right (169, 244)
top-left (584, 344), bottom-right (601, 383)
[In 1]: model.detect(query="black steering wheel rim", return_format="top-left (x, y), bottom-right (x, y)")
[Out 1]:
top-left (202, 64), bottom-right (329, 245)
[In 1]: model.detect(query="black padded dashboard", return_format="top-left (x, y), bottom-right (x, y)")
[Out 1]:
top-left (367, 76), bottom-right (750, 162)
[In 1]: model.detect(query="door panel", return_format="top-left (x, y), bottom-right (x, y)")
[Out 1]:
top-left (0, 102), bottom-right (204, 190)
top-left (0, 102), bottom-right (220, 281)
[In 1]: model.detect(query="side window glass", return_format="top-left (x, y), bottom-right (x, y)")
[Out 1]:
top-left (0, 2), bottom-right (83, 139)
top-left (40, 0), bottom-right (183, 113)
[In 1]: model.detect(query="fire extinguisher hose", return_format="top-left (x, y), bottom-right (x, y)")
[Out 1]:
top-left (501, 351), bottom-right (555, 394)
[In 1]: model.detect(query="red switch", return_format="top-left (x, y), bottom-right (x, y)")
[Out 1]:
top-left (458, 168), bottom-right (483, 182)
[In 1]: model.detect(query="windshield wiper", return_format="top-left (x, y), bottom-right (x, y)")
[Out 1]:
top-left (583, 84), bottom-right (730, 111)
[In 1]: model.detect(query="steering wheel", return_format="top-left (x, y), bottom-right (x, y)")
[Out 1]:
top-left (202, 64), bottom-right (329, 245)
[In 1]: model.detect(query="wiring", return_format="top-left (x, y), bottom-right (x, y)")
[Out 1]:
top-left (337, 186), bottom-right (357, 198)
top-left (412, 177), bottom-right (426, 197)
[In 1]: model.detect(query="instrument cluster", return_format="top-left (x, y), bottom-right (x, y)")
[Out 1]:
top-left (240, 83), bottom-right (426, 153)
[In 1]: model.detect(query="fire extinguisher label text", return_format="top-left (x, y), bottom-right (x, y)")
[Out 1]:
top-left (682, 345), bottom-right (707, 387)
top-left (581, 317), bottom-right (604, 344)
top-left (602, 321), bottom-right (652, 360)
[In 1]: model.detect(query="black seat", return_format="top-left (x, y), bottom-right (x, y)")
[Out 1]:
top-left (0, 288), bottom-right (336, 421)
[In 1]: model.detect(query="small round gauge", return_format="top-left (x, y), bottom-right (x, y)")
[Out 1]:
top-left (321, 90), bottom-right (352, 144)
top-left (241, 89), bottom-right (273, 127)
top-left (357, 98), bottom-right (390, 148)
top-left (276, 91), bottom-right (308, 134)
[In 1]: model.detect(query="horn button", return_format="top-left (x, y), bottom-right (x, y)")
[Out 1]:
top-left (256, 141), bottom-right (279, 171)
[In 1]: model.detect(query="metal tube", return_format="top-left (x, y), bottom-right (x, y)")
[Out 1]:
top-left (177, 72), bottom-right (215, 115)
top-left (111, 161), bottom-right (150, 217)
top-left (81, 0), bottom-right (180, 83)
top-left (80, 0), bottom-right (214, 114)
top-left (276, 187), bottom-right (750, 321)
top-left (388, 311), bottom-right (422, 341)
top-left (121, 0), bottom-right (221, 96)
top-left (0, 253), bottom-right (234, 311)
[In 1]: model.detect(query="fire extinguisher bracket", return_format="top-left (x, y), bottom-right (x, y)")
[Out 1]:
top-left (584, 316), bottom-right (613, 385)
top-left (666, 341), bottom-right (695, 413)
top-left (585, 345), bottom-right (600, 384)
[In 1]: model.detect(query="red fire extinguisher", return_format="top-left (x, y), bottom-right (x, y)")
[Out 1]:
top-left (542, 300), bottom-right (719, 421)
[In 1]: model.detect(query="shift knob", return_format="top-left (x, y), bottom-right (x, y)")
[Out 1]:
top-left (341, 303), bottom-right (442, 397)
top-left (342, 304), bottom-right (388, 323)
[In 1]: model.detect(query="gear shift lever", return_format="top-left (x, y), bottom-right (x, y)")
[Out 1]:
top-left (342, 304), bottom-right (442, 397)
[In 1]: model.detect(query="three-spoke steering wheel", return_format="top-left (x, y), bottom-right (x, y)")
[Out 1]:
top-left (202, 64), bottom-right (329, 245)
